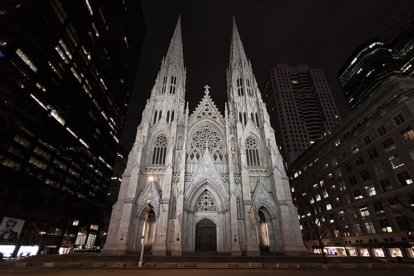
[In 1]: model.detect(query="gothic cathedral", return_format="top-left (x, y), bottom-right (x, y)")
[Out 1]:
top-left (104, 17), bottom-right (305, 256)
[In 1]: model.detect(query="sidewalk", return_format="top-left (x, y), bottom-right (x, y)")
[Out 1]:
top-left (2, 254), bottom-right (414, 270)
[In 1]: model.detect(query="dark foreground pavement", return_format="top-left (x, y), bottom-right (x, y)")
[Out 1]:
top-left (0, 268), bottom-right (414, 276)
top-left (1, 254), bottom-right (413, 271)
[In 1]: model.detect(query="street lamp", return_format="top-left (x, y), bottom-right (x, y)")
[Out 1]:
top-left (138, 198), bottom-right (151, 268)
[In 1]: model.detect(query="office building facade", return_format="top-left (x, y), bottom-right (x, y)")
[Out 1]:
top-left (262, 64), bottom-right (341, 167)
top-left (290, 76), bottom-right (414, 258)
top-left (0, 0), bottom-right (144, 257)
top-left (338, 17), bottom-right (414, 110)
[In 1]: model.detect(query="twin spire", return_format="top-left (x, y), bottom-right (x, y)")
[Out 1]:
top-left (164, 16), bottom-right (184, 70)
top-left (163, 16), bottom-right (249, 72)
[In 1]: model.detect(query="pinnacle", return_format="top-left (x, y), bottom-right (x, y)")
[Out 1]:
top-left (165, 15), bottom-right (184, 69)
top-left (229, 17), bottom-right (249, 68)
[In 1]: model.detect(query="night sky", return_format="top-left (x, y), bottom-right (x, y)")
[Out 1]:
top-left (121, 0), bottom-right (413, 151)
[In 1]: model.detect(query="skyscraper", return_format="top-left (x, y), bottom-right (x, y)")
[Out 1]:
top-left (0, 0), bottom-right (144, 257)
top-left (262, 64), bottom-right (341, 168)
top-left (338, 17), bottom-right (414, 109)
top-left (104, 18), bottom-right (305, 256)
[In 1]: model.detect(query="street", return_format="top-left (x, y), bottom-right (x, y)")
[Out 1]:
top-left (0, 268), bottom-right (413, 276)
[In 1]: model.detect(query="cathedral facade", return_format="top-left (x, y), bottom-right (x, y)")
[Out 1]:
top-left (104, 18), bottom-right (305, 256)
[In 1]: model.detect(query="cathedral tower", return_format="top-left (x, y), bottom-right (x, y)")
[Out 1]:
top-left (104, 17), bottom-right (305, 256)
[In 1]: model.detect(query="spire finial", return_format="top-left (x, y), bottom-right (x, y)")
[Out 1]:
top-left (204, 84), bottom-right (210, 95)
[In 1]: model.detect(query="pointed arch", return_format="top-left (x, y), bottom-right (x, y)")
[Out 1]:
top-left (185, 180), bottom-right (229, 212)
top-left (258, 207), bottom-right (270, 252)
top-left (246, 136), bottom-right (260, 166)
top-left (152, 134), bottom-right (167, 165)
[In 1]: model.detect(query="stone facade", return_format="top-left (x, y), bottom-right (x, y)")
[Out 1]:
top-left (104, 17), bottom-right (305, 256)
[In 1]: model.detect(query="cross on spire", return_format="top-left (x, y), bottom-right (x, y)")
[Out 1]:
top-left (204, 84), bottom-right (210, 95)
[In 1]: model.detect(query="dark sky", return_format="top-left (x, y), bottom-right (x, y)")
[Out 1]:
top-left (121, 0), bottom-right (413, 152)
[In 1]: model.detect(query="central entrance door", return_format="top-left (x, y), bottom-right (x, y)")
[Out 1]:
top-left (195, 219), bottom-right (216, 252)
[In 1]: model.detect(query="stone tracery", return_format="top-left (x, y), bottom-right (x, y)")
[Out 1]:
top-left (195, 189), bottom-right (217, 211)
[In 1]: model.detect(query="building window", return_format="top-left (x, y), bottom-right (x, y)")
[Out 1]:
top-left (365, 221), bottom-right (376, 234)
top-left (395, 216), bottom-right (411, 231)
top-left (349, 175), bottom-right (358, 186)
top-left (352, 223), bottom-right (362, 235)
top-left (345, 162), bottom-right (352, 172)
top-left (353, 189), bottom-right (363, 200)
top-left (377, 126), bottom-right (387, 136)
top-left (368, 148), bottom-right (379, 159)
top-left (16, 48), bottom-right (37, 72)
top-left (237, 78), bottom-right (244, 96)
top-left (359, 206), bottom-right (370, 218)
top-left (356, 156), bottom-right (365, 166)
top-left (397, 171), bottom-right (413, 186)
top-left (246, 79), bottom-right (252, 96)
top-left (365, 186), bottom-right (376, 196)
top-left (382, 138), bottom-right (396, 152)
top-left (246, 137), bottom-right (260, 167)
top-left (363, 135), bottom-right (371, 145)
top-left (372, 163), bottom-right (384, 177)
top-left (152, 135), bottom-right (167, 165)
top-left (400, 127), bottom-right (414, 141)
top-left (380, 178), bottom-right (393, 191)
top-left (379, 219), bottom-right (392, 233)
top-left (360, 169), bottom-right (370, 181)
top-left (161, 76), bottom-right (167, 94)
top-left (388, 155), bottom-right (404, 169)
top-left (393, 114), bottom-right (405, 125)
top-left (169, 76), bottom-right (177, 94)
top-left (388, 196), bottom-right (400, 206)
top-left (153, 111), bottom-right (158, 124)
top-left (373, 201), bottom-right (384, 215)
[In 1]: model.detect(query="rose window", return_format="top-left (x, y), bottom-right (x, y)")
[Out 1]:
top-left (191, 125), bottom-right (222, 153)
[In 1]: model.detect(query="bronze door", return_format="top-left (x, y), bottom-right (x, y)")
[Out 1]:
top-left (195, 219), bottom-right (217, 252)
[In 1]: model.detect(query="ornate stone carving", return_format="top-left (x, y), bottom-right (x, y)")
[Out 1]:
top-left (196, 190), bottom-right (217, 211)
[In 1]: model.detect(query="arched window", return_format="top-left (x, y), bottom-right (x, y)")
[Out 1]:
top-left (152, 135), bottom-right (167, 165)
top-left (255, 113), bottom-right (260, 128)
top-left (153, 110), bottom-right (158, 124)
top-left (161, 76), bottom-right (167, 94)
top-left (170, 76), bottom-right (177, 94)
top-left (237, 78), bottom-right (244, 96)
top-left (246, 79), bottom-right (252, 96)
top-left (246, 137), bottom-right (260, 166)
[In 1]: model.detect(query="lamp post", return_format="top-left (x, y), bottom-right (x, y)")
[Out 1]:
top-left (138, 198), bottom-right (151, 268)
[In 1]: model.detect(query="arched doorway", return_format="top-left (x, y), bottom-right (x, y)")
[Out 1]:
top-left (258, 210), bottom-right (270, 253)
top-left (143, 209), bottom-right (156, 252)
top-left (195, 219), bottom-right (217, 252)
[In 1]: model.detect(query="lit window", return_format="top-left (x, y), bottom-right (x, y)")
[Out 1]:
top-left (50, 109), bottom-right (65, 126)
top-left (389, 155), bottom-right (404, 169)
top-left (326, 204), bottom-right (332, 210)
top-left (359, 206), bottom-right (370, 218)
top-left (85, 0), bottom-right (93, 15)
top-left (365, 186), bottom-right (376, 196)
top-left (400, 127), bottom-right (414, 141)
top-left (72, 220), bottom-right (79, 226)
top-left (30, 94), bottom-right (48, 110)
top-left (16, 48), bottom-right (37, 72)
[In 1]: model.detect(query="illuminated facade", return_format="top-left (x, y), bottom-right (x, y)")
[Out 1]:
top-left (104, 18), bottom-right (305, 256)
top-left (290, 76), bottom-right (414, 258)
top-left (338, 17), bottom-right (414, 109)
top-left (0, 0), bottom-right (144, 257)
